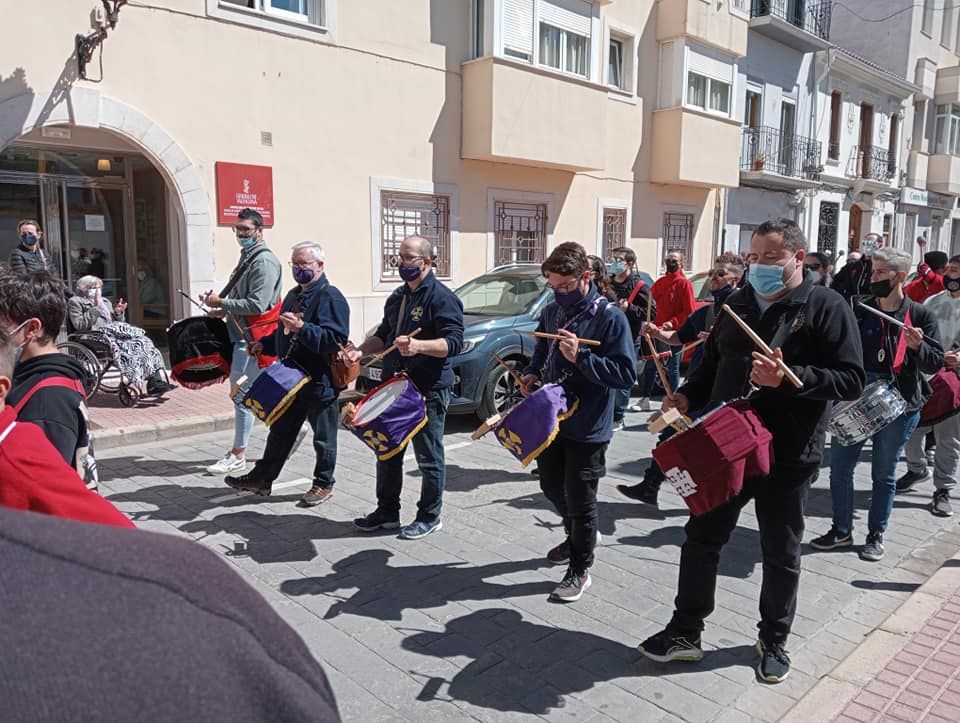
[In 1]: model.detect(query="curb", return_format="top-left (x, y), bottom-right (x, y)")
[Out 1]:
top-left (782, 541), bottom-right (960, 723)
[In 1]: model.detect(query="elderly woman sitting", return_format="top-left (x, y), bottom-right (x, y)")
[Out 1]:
top-left (68, 275), bottom-right (174, 395)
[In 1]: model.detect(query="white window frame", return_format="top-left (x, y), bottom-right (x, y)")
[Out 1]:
top-left (485, 188), bottom-right (555, 269)
top-left (604, 20), bottom-right (638, 101)
top-left (728, 0), bottom-right (750, 20)
top-left (935, 104), bottom-right (960, 156)
top-left (538, 22), bottom-right (589, 78)
top-left (922, 0), bottom-right (935, 37)
top-left (369, 177), bottom-right (460, 292)
top-left (686, 71), bottom-right (732, 117)
top-left (209, 0), bottom-right (334, 41)
top-left (681, 42), bottom-right (735, 118)
top-left (596, 198), bottom-right (631, 258)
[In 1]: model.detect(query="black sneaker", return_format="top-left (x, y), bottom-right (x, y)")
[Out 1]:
top-left (616, 480), bottom-right (659, 506)
top-left (756, 639), bottom-right (790, 683)
top-left (224, 473), bottom-right (271, 496)
top-left (895, 469), bottom-right (930, 494)
top-left (860, 531), bottom-right (885, 561)
top-left (353, 510), bottom-right (400, 532)
top-left (932, 489), bottom-right (953, 518)
top-left (809, 527), bottom-right (853, 551)
top-left (637, 628), bottom-right (704, 663)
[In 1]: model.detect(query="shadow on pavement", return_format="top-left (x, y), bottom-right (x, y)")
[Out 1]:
top-left (850, 579), bottom-right (920, 593)
top-left (618, 525), bottom-right (761, 580)
top-left (106, 484), bottom-right (305, 521)
top-left (99, 458), bottom-right (210, 483)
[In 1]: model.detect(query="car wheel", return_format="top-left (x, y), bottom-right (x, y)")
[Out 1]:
top-left (478, 359), bottom-right (525, 420)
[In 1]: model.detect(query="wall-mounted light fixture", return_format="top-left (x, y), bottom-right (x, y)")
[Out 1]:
top-left (76, 1), bottom-right (129, 80)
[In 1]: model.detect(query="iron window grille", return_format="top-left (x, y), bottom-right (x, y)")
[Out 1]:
top-left (601, 208), bottom-right (627, 259)
top-left (494, 201), bottom-right (547, 266)
top-left (662, 212), bottom-right (694, 262)
top-left (380, 191), bottom-right (451, 280)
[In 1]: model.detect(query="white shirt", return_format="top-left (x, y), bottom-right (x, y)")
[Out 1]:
top-left (923, 290), bottom-right (960, 349)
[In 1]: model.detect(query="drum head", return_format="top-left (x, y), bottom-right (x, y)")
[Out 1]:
top-left (354, 379), bottom-right (408, 425)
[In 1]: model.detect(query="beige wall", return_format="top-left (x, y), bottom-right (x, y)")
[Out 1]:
top-left (1, 0), bottom-right (731, 340)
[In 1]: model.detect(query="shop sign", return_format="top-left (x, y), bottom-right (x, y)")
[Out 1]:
top-left (215, 162), bottom-right (274, 226)
top-left (900, 186), bottom-right (954, 211)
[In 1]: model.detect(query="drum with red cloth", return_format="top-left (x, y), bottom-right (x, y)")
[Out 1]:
top-left (920, 368), bottom-right (960, 426)
top-left (167, 316), bottom-right (233, 389)
top-left (652, 400), bottom-right (773, 516)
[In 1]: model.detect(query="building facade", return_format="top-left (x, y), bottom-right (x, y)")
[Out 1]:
top-left (0, 0), bottom-right (748, 341)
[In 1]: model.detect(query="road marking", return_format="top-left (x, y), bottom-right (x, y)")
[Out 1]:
top-left (209, 477), bottom-right (310, 504)
top-left (444, 441), bottom-right (473, 452)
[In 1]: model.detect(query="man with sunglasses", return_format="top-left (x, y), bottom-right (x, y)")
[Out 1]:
top-left (803, 252), bottom-right (831, 286)
top-left (200, 209), bottom-right (282, 477)
top-left (348, 235), bottom-right (464, 540)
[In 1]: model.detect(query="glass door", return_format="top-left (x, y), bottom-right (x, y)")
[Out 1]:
top-left (64, 185), bottom-right (128, 306)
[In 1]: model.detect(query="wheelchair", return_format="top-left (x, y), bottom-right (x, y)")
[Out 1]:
top-left (57, 327), bottom-right (173, 408)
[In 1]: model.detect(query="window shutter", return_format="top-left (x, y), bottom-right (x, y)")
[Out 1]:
top-left (686, 44), bottom-right (734, 83)
top-left (538, 0), bottom-right (591, 36)
top-left (503, 0), bottom-right (534, 57)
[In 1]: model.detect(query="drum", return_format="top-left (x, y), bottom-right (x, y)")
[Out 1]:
top-left (652, 401), bottom-right (773, 516)
top-left (828, 380), bottom-right (907, 447)
top-left (920, 368), bottom-right (960, 426)
top-left (348, 376), bottom-right (427, 461)
top-left (242, 360), bottom-right (311, 426)
top-left (167, 317), bottom-right (233, 389)
top-left (475, 383), bottom-right (579, 468)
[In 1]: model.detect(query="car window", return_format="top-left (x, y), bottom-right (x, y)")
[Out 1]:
top-left (457, 275), bottom-right (547, 316)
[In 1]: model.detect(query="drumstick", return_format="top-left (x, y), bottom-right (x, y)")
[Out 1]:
top-left (492, 353), bottom-right (525, 387)
top-left (362, 327), bottom-right (423, 368)
top-left (638, 337), bottom-right (706, 363)
top-left (643, 333), bottom-right (675, 399)
top-left (721, 305), bottom-right (804, 389)
top-left (178, 288), bottom-right (252, 342)
top-left (523, 331), bottom-right (602, 347)
top-left (856, 301), bottom-right (945, 352)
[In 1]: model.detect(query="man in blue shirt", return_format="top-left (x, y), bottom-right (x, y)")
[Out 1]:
top-left (519, 243), bottom-right (636, 603)
top-left (349, 236), bottom-right (464, 540)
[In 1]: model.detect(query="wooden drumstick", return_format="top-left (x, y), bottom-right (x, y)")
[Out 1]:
top-left (362, 327), bottom-right (423, 368)
top-left (523, 331), bottom-right (602, 347)
top-left (721, 304), bottom-right (804, 389)
top-left (492, 353), bottom-right (525, 387)
top-left (643, 332), bottom-right (675, 400)
top-left (856, 301), bottom-right (944, 352)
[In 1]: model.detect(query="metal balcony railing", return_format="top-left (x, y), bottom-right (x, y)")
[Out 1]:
top-left (751, 0), bottom-right (832, 41)
top-left (849, 145), bottom-right (895, 183)
top-left (741, 126), bottom-right (823, 180)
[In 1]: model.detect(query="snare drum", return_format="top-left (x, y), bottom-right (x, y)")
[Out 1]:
top-left (167, 316), bottom-right (233, 389)
top-left (243, 360), bottom-right (311, 426)
top-left (920, 368), bottom-right (960, 426)
top-left (349, 376), bottom-right (428, 461)
top-left (828, 380), bottom-right (907, 447)
top-left (652, 401), bottom-right (773, 516)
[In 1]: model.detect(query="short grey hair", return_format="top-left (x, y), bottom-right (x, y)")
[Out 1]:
top-left (871, 247), bottom-right (913, 274)
top-left (76, 275), bottom-right (102, 293)
top-left (291, 241), bottom-right (326, 263)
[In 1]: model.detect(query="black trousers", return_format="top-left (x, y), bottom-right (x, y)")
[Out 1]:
top-left (537, 438), bottom-right (607, 573)
top-left (669, 464), bottom-right (817, 645)
top-left (252, 385), bottom-right (339, 488)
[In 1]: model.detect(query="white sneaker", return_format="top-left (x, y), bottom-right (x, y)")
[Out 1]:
top-left (628, 398), bottom-right (651, 413)
top-left (207, 453), bottom-right (246, 475)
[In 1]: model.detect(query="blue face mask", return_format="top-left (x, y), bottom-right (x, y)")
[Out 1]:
top-left (20, 233), bottom-right (38, 247)
top-left (608, 260), bottom-right (626, 275)
top-left (237, 234), bottom-right (257, 249)
top-left (750, 262), bottom-right (789, 297)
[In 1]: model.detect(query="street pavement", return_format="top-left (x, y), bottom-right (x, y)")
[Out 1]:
top-left (97, 410), bottom-right (960, 722)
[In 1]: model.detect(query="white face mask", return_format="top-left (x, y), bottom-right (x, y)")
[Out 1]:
top-left (137, 271), bottom-right (147, 281)
top-left (8, 319), bottom-right (30, 362)
top-left (87, 288), bottom-right (99, 300)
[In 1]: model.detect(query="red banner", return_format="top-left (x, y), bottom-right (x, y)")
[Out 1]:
top-left (215, 162), bottom-right (274, 227)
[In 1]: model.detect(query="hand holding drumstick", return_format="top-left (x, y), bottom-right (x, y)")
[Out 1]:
top-left (721, 304), bottom-right (804, 390)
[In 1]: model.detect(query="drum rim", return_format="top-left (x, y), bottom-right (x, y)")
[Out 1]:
top-left (351, 375), bottom-right (421, 428)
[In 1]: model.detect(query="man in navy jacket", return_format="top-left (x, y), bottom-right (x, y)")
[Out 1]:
top-left (519, 242), bottom-right (636, 604)
top-left (349, 236), bottom-right (464, 540)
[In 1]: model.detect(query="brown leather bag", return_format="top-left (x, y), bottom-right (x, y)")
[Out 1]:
top-left (329, 350), bottom-right (360, 388)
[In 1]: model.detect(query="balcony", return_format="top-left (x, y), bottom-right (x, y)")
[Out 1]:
top-left (650, 107), bottom-right (742, 188)
top-left (847, 145), bottom-right (896, 193)
top-left (740, 126), bottom-right (822, 189)
top-left (750, 0), bottom-right (832, 52)
top-left (657, 0), bottom-right (749, 58)
top-left (461, 57), bottom-right (606, 172)
top-left (928, 154), bottom-right (960, 195)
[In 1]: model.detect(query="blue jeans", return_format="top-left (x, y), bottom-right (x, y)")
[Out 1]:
top-left (375, 387), bottom-right (450, 524)
top-left (829, 410), bottom-right (921, 536)
top-left (641, 346), bottom-right (681, 397)
top-left (230, 342), bottom-right (264, 451)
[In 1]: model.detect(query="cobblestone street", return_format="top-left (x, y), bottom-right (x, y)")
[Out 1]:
top-left (98, 413), bottom-right (960, 722)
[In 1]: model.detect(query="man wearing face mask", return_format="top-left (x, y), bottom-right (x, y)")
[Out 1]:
top-left (9, 220), bottom-right (56, 276)
top-left (812, 247), bottom-right (941, 562)
top-left (201, 209), bottom-right (282, 476)
top-left (638, 219), bottom-right (864, 684)
top-left (348, 236), bottom-right (464, 540)
top-left (904, 250), bottom-right (948, 304)
top-left (803, 252), bottom-right (831, 287)
top-left (225, 242), bottom-right (349, 507)
top-left (896, 254), bottom-right (960, 517)
top-left (831, 232), bottom-right (880, 301)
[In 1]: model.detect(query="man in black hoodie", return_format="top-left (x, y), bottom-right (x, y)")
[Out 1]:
top-left (0, 272), bottom-right (89, 470)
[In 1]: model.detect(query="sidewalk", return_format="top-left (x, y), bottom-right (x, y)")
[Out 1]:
top-left (786, 544), bottom-right (960, 723)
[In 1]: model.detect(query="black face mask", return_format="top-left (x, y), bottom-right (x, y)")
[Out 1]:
top-left (712, 284), bottom-right (735, 304)
top-left (870, 280), bottom-right (894, 299)
top-left (945, 276), bottom-right (960, 293)
top-left (665, 260), bottom-right (680, 273)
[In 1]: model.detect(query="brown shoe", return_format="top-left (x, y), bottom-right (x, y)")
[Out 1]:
top-left (298, 485), bottom-right (333, 507)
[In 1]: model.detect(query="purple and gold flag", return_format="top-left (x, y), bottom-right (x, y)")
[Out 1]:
top-left (494, 383), bottom-right (579, 467)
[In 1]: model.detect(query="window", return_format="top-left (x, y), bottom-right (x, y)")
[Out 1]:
top-left (220, 0), bottom-right (323, 24)
top-left (951, 220), bottom-right (960, 256)
top-left (503, 0), bottom-right (534, 60)
top-left (935, 104), bottom-right (960, 156)
top-left (745, 88), bottom-right (762, 129)
top-left (539, 23), bottom-right (588, 77)
top-left (663, 212), bottom-right (694, 262)
top-left (883, 214), bottom-right (892, 246)
top-left (608, 37), bottom-right (624, 89)
top-left (922, 0), bottom-right (935, 36)
top-left (828, 91), bottom-right (842, 160)
top-left (888, 112), bottom-right (899, 174)
top-left (944, 1), bottom-right (956, 47)
top-left (380, 191), bottom-right (450, 280)
top-left (729, 0), bottom-right (749, 18)
top-left (686, 71), bottom-right (730, 115)
top-left (601, 208), bottom-right (627, 259)
top-left (494, 201), bottom-right (547, 265)
top-left (472, 0), bottom-right (485, 58)
top-left (817, 202), bottom-right (839, 258)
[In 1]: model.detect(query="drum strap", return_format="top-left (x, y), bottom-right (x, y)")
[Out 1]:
top-left (219, 245), bottom-right (270, 297)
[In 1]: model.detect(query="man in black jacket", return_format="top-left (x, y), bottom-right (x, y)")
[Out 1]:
top-left (638, 219), bottom-right (865, 685)
top-left (349, 236), bottom-right (464, 540)
top-left (811, 246), bottom-right (942, 562)
top-left (831, 232), bottom-right (880, 301)
top-left (607, 246), bottom-right (653, 427)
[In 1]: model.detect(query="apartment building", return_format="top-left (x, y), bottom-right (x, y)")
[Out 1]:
top-left (0, 0), bottom-right (749, 341)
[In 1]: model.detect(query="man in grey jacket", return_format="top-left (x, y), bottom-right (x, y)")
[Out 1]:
top-left (201, 209), bottom-right (283, 475)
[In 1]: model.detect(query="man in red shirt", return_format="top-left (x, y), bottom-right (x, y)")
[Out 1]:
top-left (637, 250), bottom-right (696, 409)
top-left (905, 251), bottom-right (948, 304)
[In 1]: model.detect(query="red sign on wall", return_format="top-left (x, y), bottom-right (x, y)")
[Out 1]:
top-left (215, 162), bottom-right (275, 227)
